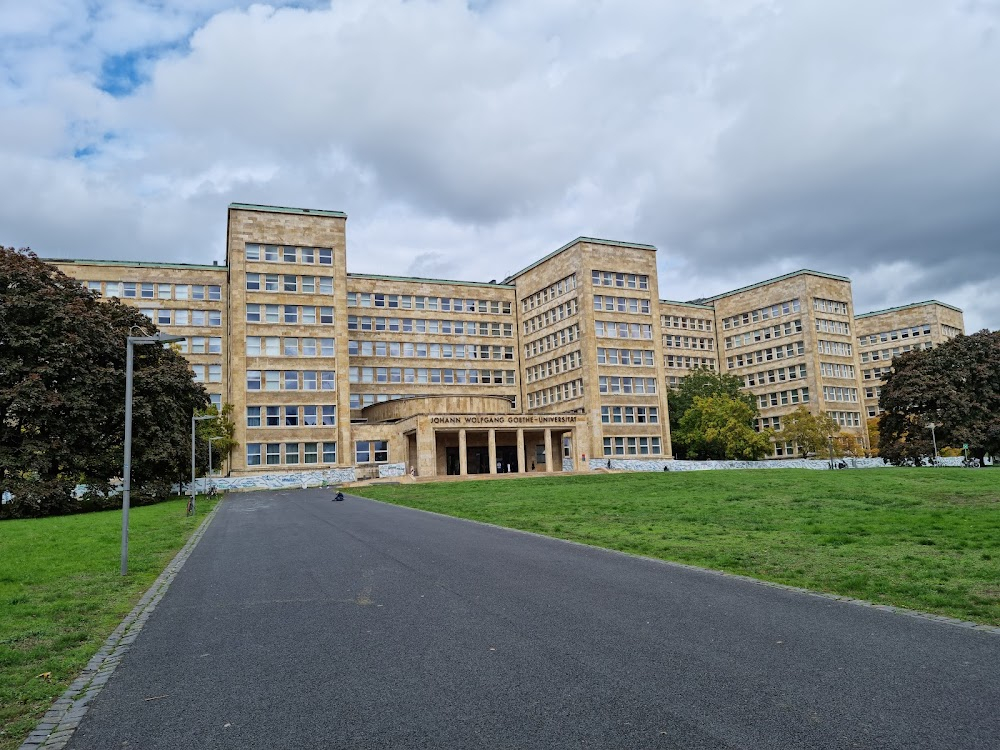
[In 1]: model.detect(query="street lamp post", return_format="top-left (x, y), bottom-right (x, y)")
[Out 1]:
top-left (122, 333), bottom-right (184, 576)
top-left (208, 436), bottom-right (223, 482)
top-left (191, 414), bottom-right (217, 516)
top-left (926, 422), bottom-right (939, 463)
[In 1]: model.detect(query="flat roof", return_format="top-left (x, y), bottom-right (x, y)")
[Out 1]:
top-left (47, 257), bottom-right (227, 271)
top-left (347, 272), bottom-right (514, 290)
top-left (228, 202), bottom-right (347, 219)
top-left (659, 298), bottom-right (715, 310)
top-left (856, 300), bottom-right (963, 318)
top-left (502, 236), bottom-right (656, 284)
top-left (701, 269), bottom-right (851, 303)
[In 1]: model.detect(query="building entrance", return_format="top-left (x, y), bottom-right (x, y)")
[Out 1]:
top-left (445, 446), bottom-right (493, 475)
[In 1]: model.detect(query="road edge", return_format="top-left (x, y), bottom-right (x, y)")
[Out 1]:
top-left (356, 494), bottom-right (1000, 637)
top-left (18, 500), bottom-right (224, 750)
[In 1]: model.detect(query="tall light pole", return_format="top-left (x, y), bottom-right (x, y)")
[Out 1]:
top-left (191, 414), bottom-right (217, 516)
top-left (926, 422), bottom-right (939, 463)
top-left (208, 436), bottom-right (223, 481)
top-left (122, 332), bottom-right (184, 576)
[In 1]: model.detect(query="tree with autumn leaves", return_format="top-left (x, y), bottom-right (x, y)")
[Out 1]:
top-left (1, 247), bottom-right (213, 518)
top-left (878, 329), bottom-right (1000, 465)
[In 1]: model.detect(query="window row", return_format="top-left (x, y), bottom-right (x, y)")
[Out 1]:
top-left (602, 436), bottom-right (662, 456)
top-left (598, 376), bottom-right (658, 395)
top-left (860, 342), bottom-right (932, 362)
top-left (726, 341), bottom-right (806, 369)
top-left (664, 334), bottom-right (715, 350)
top-left (721, 299), bottom-right (801, 330)
top-left (863, 366), bottom-right (893, 380)
top-left (598, 348), bottom-right (655, 367)
top-left (864, 386), bottom-right (882, 400)
top-left (245, 244), bottom-right (333, 265)
top-left (192, 364), bottom-right (223, 383)
top-left (724, 319), bottom-right (803, 349)
top-left (665, 355), bottom-right (716, 370)
top-left (594, 320), bottom-right (653, 339)
top-left (593, 295), bottom-right (650, 314)
top-left (522, 274), bottom-right (577, 312)
top-left (813, 298), bottom-right (849, 315)
top-left (247, 273), bottom-right (333, 294)
top-left (140, 309), bottom-right (222, 327)
top-left (858, 324), bottom-right (932, 346)
top-left (758, 388), bottom-right (810, 409)
top-left (524, 324), bottom-right (580, 359)
top-left (177, 337), bottom-right (223, 354)
top-left (247, 370), bottom-right (337, 391)
top-left (661, 314), bottom-right (713, 331)
top-left (356, 441), bottom-right (390, 463)
top-left (820, 362), bottom-right (855, 378)
top-left (349, 292), bottom-right (512, 314)
top-left (523, 299), bottom-right (579, 335)
top-left (349, 393), bottom-right (504, 410)
top-left (743, 364), bottom-right (808, 388)
top-left (348, 316), bottom-right (513, 337)
top-left (248, 337), bottom-right (336, 357)
top-left (823, 386), bottom-right (858, 403)
top-left (246, 304), bottom-right (334, 325)
top-left (591, 270), bottom-right (650, 290)
top-left (828, 411), bottom-right (862, 427)
top-left (817, 340), bottom-right (853, 356)
top-left (526, 378), bottom-right (583, 408)
top-left (816, 318), bottom-right (850, 335)
top-left (349, 367), bottom-right (515, 385)
top-left (247, 441), bottom-right (337, 466)
top-left (755, 415), bottom-right (782, 432)
top-left (350, 341), bottom-right (513, 360)
top-left (247, 405), bottom-right (337, 427)
top-left (525, 350), bottom-right (582, 384)
top-left (600, 406), bottom-right (659, 424)
top-left (90, 281), bottom-right (221, 301)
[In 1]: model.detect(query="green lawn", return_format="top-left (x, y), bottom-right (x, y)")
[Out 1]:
top-left (0, 498), bottom-right (217, 750)
top-left (359, 469), bottom-right (1000, 626)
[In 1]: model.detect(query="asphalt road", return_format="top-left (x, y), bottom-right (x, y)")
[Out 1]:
top-left (69, 489), bottom-right (999, 749)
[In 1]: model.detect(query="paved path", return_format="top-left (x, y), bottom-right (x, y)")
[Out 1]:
top-left (69, 490), bottom-right (999, 749)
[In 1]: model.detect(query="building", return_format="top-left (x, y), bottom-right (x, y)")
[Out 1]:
top-left (49, 203), bottom-right (965, 477)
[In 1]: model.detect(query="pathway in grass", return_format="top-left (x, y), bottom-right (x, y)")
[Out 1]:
top-left (359, 469), bottom-right (1000, 626)
top-left (0, 497), bottom-right (217, 750)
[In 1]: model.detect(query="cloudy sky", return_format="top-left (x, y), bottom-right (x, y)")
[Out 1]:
top-left (3, 0), bottom-right (999, 330)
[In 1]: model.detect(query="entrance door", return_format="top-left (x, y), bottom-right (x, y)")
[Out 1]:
top-left (445, 448), bottom-right (460, 476)
top-left (496, 445), bottom-right (518, 473)
top-left (467, 447), bottom-right (489, 474)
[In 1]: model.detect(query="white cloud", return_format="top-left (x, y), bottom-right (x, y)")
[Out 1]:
top-left (0, 0), bottom-right (998, 331)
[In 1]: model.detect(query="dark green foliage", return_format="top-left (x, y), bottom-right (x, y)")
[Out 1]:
top-left (879, 330), bottom-right (1000, 465)
top-left (0, 248), bottom-right (208, 517)
top-left (668, 368), bottom-right (760, 458)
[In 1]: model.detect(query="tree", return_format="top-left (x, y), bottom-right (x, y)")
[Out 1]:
top-left (669, 368), bottom-right (757, 458)
top-left (781, 407), bottom-right (840, 457)
top-left (194, 403), bottom-right (238, 478)
top-left (866, 416), bottom-right (881, 457)
top-left (879, 330), bottom-right (1000, 465)
top-left (0, 247), bottom-right (208, 518)
top-left (676, 394), bottom-right (774, 460)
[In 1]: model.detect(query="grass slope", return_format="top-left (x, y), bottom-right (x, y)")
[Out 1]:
top-left (0, 498), bottom-right (217, 750)
top-left (359, 469), bottom-right (1000, 626)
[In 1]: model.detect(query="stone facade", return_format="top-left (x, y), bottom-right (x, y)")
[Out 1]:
top-left (855, 301), bottom-right (966, 420)
top-left (50, 203), bottom-right (965, 477)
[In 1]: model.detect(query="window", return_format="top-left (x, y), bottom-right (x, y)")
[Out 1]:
top-left (247, 370), bottom-right (261, 390)
top-left (319, 248), bottom-right (333, 265)
top-left (285, 406), bottom-right (298, 426)
top-left (247, 406), bottom-right (261, 428)
top-left (285, 443), bottom-right (299, 464)
top-left (246, 243), bottom-right (260, 261)
top-left (266, 444), bottom-right (281, 465)
top-left (301, 247), bottom-right (315, 264)
top-left (355, 440), bottom-right (390, 463)
top-left (158, 284), bottom-right (172, 300)
top-left (208, 365), bottom-right (222, 383)
top-left (303, 442), bottom-right (318, 464)
top-left (322, 405), bottom-right (336, 426)
top-left (246, 273), bottom-right (260, 291)
top-left (323, 442), bottom-right (337, 463)
top-left (141, 282), bottom-right (154, 299)
top-left (266, 406), bottom-right (280, 427)
top-left (247, 444), bottom-right (262, 466)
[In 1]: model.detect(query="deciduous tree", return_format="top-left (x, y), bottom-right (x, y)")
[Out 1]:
top-left (1, 247), bottom-right (208, 517)
top-left (669, 368), bottom-right (757, 458)
top-left (781, 407), bottom-right (840, 457)
top-left (676, 395), bottom-right (774, 460)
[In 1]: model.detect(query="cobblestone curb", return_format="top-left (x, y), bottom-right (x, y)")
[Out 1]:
top-left (362, 496), bottom-right (1000, 637)
top-left (18, 500), bottom-right (224, 750)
